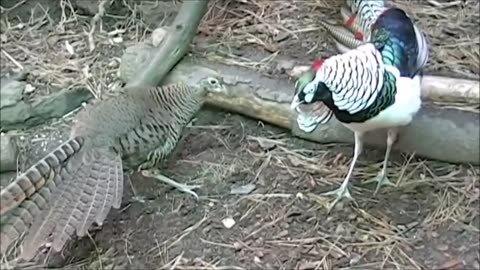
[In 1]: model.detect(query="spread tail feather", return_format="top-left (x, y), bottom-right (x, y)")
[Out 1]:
top-left (76, 154), bottom-right (123, 237)
top-left (0, 138), bottom-right (83, 216)
top-left (95, 155), bottom-right (123, 226)
top-left (18, 149), bottom-right (124, 260)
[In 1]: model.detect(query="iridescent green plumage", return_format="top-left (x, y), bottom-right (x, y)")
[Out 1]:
top-left (295, 70), bottom-right (314, 93)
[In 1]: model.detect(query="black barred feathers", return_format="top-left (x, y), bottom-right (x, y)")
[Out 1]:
top-left (300, 43), bottom-right (397, 123)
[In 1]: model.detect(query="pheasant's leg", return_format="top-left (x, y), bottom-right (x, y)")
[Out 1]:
top-left (363, 128), bottom-right (398, 195)
top-left (321, 132), bottom-right (364, 212)
top-left (141, 170), bottom-right (201, 199)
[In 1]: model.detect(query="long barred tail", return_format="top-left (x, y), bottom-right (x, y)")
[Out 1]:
top-left (17, 148), bottom-right (123, 260)
top-left (0, 138), bottom-right (84, 216)
top-left (0, 139), bottom-right (124, 260)
top-left (345, 0), bottom-right (386, 34)
top-left (0, 138), bottom-right (83, 255)
top-left (318, 20), bottom-right (364, 53)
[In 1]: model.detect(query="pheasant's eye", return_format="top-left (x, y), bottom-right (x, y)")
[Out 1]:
top-left (208, 78), bottom-right (218, 85)
top-left (304, 83), bottom-right (315, 94)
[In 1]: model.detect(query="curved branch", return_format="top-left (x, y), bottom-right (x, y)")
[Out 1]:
top-left (125, 0), bottom-right (208, 88)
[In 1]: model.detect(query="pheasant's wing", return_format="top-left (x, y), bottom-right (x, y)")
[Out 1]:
top-left (51, 149), bottom-right (122, 250)
top-left (74, 151), bottom-right (123, 238)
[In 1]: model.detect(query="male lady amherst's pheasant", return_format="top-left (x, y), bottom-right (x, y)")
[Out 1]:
top-left (291, 7), bottom-right (429, 212)
top-left (294, 0), bottom-right (428, 133)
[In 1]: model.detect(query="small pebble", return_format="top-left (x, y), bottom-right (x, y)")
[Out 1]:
top-left (222, 217), bottom-right (236, 229)
top-left (233, 241), bottom-right (242, 250)
top-left (436, 244), bottom-right (449, 251)
top-left (348, 213), bottom-right (357, 220)
top-left (349, 253), bottom-right (362, 265)
top-left (24, 84), bottom-right (35, 94)
top-left (275, 230), bottom-right (289, 238)
top-left (335, 223), bottom-right (345, 234)
top-left (112, 37), bottom-right (123, 43)
top-left (230, 183), bottom-right (256, 195)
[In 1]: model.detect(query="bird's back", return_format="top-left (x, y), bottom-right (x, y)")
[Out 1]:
top-left (72, 84), bottom-right (203, 163)
top-left (71, 88), bottom-right (148, 149)
top-left (371, 8), bottom-right (421, 77)
top-left (111, 84), bottom-right (205, 168)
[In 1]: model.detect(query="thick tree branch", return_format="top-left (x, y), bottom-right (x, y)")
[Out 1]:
top-left (125, 0), bottom-right (208, 88)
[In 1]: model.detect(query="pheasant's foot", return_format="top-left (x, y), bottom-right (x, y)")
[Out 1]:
top-left (321, 184), bottom-right (354, 213)
top-left (362, 172), bottom-right (395, 196)
top-left (141, 171), bottom-right (201, 199)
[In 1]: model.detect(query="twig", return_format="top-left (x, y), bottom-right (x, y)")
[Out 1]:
top-left (1, 49), bottom-right (24, 70)
top-left (87, 0), bottom-right (112, 52)
top-left (0, 0), bottom-right (26, 13)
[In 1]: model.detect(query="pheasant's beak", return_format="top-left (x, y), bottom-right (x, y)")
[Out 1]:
top-left (290, 95), bottom-right (303, 110)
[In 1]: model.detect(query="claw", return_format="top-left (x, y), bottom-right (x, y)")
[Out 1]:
top-left (363, 172), bottom-right (395, 196)
top-left (141, 171), bottom-right (201, 199)
top-left (321, 184), bottom-right (355, 213)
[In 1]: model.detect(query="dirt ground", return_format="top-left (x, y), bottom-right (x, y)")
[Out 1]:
top-left (0, 0), bottom-right (479, 270)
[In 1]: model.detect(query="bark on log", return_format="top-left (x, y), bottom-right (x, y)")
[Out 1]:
top-left (0, 87), bottom-right (93, 132)
top-left (160, 58), bottom-right (480, 165)
top-left (420, 75), bottom-right (480, 104)
top-left (125, 0), bottom-right (208, 88)
top-left (0, 135), bottom-right (18, 172)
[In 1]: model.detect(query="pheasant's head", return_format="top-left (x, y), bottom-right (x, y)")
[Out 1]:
top-left (294, 69), bottom-right (315, 95)
top-left (199, 76), bottom-right (226, 94)
top-left (290, 58), bottom-right (328, 110)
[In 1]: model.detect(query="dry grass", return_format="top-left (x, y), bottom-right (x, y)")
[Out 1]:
top-left (0, 0), bottom-right (160, 101)
top-left (199, 0), bottom-right (480, 79)
top-left (158, 128), bottom-right (479, 269)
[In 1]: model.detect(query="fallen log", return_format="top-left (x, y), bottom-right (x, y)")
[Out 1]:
top-left (0, 86), bottom-right (93, 132)
top-left (158, 57), bottom-right (479, 165)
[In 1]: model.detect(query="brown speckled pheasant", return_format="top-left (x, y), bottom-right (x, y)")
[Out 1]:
top-left (0, 77), bottom-right (226, 260)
